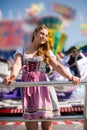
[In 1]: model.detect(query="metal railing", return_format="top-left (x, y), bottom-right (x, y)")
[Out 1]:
top-left (0, 80), bottom-right (87, 129)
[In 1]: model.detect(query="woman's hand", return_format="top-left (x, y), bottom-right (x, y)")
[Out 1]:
top-left (3, 74), bottom-right (16, 86)
top-left (70, 76), bottom-right (80, 85)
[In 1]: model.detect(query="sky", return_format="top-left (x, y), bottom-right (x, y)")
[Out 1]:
top-left (0, 0), bottom-right (87, 51)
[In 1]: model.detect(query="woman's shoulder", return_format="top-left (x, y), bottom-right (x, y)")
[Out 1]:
top-left (14, 46), bottom-right (26, 58)
top-left (48, 50), bottom-right (55, 57)
top-left (15, 46), bottom-right (25, 55)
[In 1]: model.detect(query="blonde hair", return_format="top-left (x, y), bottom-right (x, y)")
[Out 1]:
top-left (32, 24), bottom-right (50, 65)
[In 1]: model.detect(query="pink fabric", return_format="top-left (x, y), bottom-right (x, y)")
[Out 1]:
top-left (22, 65), bottom-right (60, 119)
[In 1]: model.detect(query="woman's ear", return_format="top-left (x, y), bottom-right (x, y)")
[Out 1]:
top-left (33, 31), bottom-right (37, 37)
top-left (32, 32), bottom-right (36, 42)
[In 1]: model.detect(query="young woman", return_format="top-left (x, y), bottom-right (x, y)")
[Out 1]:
top-left (3, 24), bottom-right (80, 130)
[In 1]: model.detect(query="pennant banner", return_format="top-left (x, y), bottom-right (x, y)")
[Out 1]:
top-left (80, 23), bottom-right (87, 36)
top-left (53, 3), bottom-right (76, 20)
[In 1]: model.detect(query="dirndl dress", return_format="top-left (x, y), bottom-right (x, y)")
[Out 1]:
top-left (15, 47), bottom-right (60, 120)
top-left (22, 58), bottom-right (60, 120)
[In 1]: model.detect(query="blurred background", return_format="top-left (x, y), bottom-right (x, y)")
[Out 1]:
top-left (0, 0), bottom-right (87, 117)
top-left (0, 0), bottom-right (87, 51)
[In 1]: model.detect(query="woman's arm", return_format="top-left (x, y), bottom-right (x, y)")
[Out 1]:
top-left (49, 56), bottom-right (80, 85)
top-left (3, 54), bottom-right (22, 85)
top-left (50, 56), bottom-right (72, 79)
top-left (11, 54), bottom-right (22, 78)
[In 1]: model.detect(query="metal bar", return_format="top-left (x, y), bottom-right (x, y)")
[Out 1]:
top-left (0, 80), bottom-right (87, 88)
top-left (0, 81), bottom-right (87, 123)
top-left (85, 85), bottom-right (87, 119)
top-left (84, 119), bottom-right (87, 130)
top-left (84, 85), bottom-right (87, 130)
top-left (0, 115), bottom-right (84, 122)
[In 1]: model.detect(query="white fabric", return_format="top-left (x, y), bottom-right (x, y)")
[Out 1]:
top-left (14, 47), bottom-right (24, 57)
top-left (76, 57), bottom-right (87, 80)
top-left (14, 47), bottom-right (55, 57)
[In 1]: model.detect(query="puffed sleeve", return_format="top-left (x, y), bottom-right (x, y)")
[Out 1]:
top-left (49, 50), bottom-right (55, 57)
top-left (14, 47), bottom-right (24, 58)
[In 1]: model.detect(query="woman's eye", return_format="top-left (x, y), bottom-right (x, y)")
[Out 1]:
top-left (40, 32), bottom-right (48, 37)
top-left (40, 32), bottom-right (44, 35)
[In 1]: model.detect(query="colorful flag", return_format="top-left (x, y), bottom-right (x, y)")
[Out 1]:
top-left (53, 3), bottom-right (76, 20)
top-left (80, 23), bottom-right (87, 36)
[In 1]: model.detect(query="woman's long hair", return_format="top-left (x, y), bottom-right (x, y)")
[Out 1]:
top-left (32, 24), bottom-right (50, 65)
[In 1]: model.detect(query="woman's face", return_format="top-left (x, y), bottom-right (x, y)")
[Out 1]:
top-left (34, 28), bottom-right (48, 45)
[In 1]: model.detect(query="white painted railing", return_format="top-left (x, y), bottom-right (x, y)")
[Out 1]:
top-left (0, 81), bottom-right (87, 130)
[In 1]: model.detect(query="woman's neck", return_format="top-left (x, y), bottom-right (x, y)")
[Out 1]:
top-left (31, 41), bottom-right (39, 50)
top-left (26, 43), bottom-right (38, 54)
